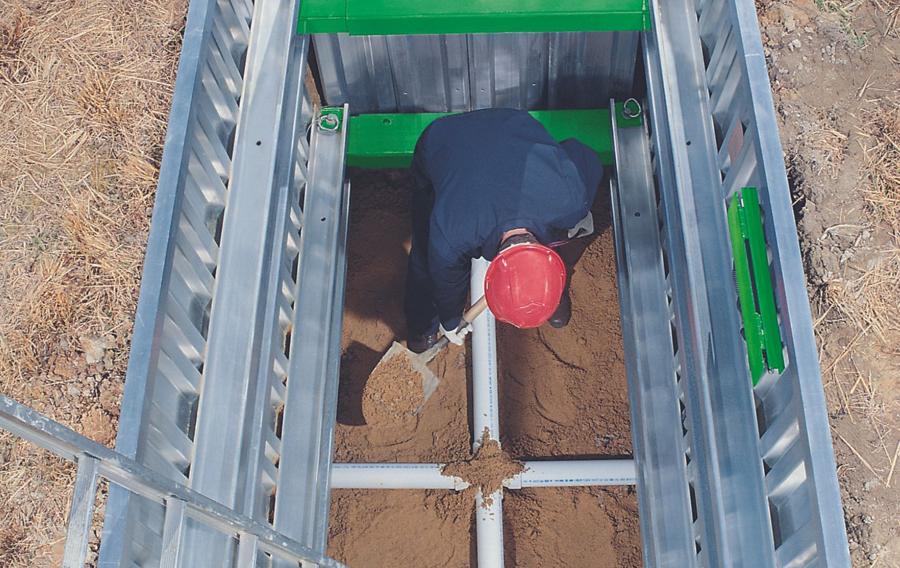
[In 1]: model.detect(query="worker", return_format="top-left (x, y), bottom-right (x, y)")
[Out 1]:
top-left (406, 108), bottom-right (603, 353)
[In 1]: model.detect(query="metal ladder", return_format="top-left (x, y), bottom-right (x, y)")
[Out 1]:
top-left (0, 395), bottom-right (344, 568)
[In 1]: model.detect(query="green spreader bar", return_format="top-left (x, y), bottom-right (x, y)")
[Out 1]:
top-left (345, 104), bottom-right (641, 169)
top-left (298, 0), bottom-right (651, 35)
top-left (727, 187), bottom-right (785, 385)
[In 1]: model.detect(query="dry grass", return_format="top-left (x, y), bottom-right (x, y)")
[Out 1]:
top-left (859, 97), bottom-right (900, 232)
top-left (822, 94), bottom-right (900, 512)
top-left (0, 0), bottom-right (186, 564)
top-left (828, 245), bottom-right (900, 341)
top-left (0, 436), bottom-right (74, 567)
top-left (0, 0), bottom-right (184, 383)
top-left (825, 98), bottom-right (900, 342)
top-left (807, 126), bottom-right (849, 179)
top-left (870, 0), bottom-right (900, 37)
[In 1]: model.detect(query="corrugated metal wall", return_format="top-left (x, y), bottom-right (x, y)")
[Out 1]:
top-left (312, 32), bottom-right (640, 113)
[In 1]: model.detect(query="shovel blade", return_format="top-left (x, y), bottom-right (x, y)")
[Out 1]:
top-left (363, 342), bottom-right (440, 422)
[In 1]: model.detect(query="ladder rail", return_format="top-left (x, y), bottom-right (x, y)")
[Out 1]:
top-left (0, 395), bottom-right (346, 568)
top-left (178, 0), bottom-right (312, 563)
top-left (611, 104), bottom-right (698, 567)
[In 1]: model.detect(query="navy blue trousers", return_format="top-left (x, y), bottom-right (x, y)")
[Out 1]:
top-left (404, 167), bottom-right (442, 338)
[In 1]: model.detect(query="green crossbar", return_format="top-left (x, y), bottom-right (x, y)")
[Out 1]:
top-left (727, 187), bottom-right (786, 385)
top-left (298, 0), bottom-right (652, 35)
top-left (344, 104), bottom-right (641, 169)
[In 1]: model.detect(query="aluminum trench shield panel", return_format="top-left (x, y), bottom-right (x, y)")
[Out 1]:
top-left (643, 0), bottom-right (781, 565)
top-left (98, 0), bottom-right (319, 564)
top-left (311, 31), bottom-right (639, 113)
top-left (725, 2), bottom-right (849, 565)
top-left (271, 107), bottom-right (350, 555)
top-left (99, 0), bottom-right (254, 564)
top-left (178, 0), bottom-right (309, 564)
top-left (611, 110), bottom-right (697, 567)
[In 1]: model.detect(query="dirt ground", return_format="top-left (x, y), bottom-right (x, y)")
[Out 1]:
top-left (756, 1), bottom-right (900, 564)
top-left (328, 170), bottom-right (641, 567)
top-left (0, 0), bottom-right (897, 566)
top-left (0, 0), bottom-right (185, 564)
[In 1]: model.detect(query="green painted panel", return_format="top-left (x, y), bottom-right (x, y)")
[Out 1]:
top-left (347, 113), bottom-right (447, 169)
top-left (728, 187), bottom-right (786, 385)
top-left (298, 0), bottom-right (347, 33)
top-left (346, 105), bottom-right (638, 169)
top-left (299, 0), bottom-right (651, 35)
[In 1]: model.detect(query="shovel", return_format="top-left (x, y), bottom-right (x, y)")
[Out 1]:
top-left (363, 296), bottom-right (489, 421)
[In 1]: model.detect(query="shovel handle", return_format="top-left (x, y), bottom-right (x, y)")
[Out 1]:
top-left (460, 295), bottom-right (488, 330)
top-left (423, 296), bottom-right (489, 361)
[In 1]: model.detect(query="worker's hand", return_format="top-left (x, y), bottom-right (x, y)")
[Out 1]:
top-left (567, 212), bottom-right (595, 240)
top-left (440, 323), bottom-right (470, 346)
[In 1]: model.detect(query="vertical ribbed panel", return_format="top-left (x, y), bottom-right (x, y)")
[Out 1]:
top-left (313, 31), bottom-right (639, 112)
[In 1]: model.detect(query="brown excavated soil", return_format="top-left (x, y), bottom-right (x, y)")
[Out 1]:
top-left (329, 169), bottom-right (640, 567)
top-left (361, 347), bottom-right (427, 425)
top-left (442, 429), bottom-right (526, 507)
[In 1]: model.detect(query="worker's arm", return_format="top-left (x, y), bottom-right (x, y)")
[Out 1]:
top-left (428, 240), bottom-right (470, 332)
top-left (558, 138), bottom-right (603, 228)
top-left (561, 138), bottom-right (603, 191)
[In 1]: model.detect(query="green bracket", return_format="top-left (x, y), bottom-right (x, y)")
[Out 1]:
top-left (318, 106), bottom-right (345, 132)
top-left (345, 103), bottom-right (641, 169)
top-left (298, 0), bottom-right (652, 35)
top-left (727, 187), bottom-right (786, 385)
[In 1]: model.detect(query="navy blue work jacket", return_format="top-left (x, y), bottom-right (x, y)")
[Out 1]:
top-left (412, 108), bottom-right (603, 329)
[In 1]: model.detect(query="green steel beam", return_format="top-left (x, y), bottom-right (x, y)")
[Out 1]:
top-left (345, 104), bottom-right (640, 169)
top-left (299, 0), bottom-right (347, 33)
top-left (299, 0), bottom-right (651, 35)
top-left (727, 187), bottom-right (786, 385)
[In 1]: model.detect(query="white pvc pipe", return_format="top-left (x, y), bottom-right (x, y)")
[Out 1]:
top-left (327, 260), bottom-right (633, 567)
top-left (470, 258), bottom-right (504, 568)
top-left (329, 460), bottom-right (636, 490)
top-left (471, 258), bottom-right (501, 442)
top-left (330, 463), bottom-right (467, 490)
top-left (511, 460), bottom-right (637, 489)
top-left (476, 490), bottom-right (504, 566)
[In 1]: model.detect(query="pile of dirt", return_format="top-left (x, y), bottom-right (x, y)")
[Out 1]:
top-left (329, 169), bottom-right (640, 567)
top-left (442, 429), bottom-right (525, 507)
top-left (361, 346), bottom-right (427, 425)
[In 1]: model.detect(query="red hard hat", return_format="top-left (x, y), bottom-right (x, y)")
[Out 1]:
top-left (484, 243), bottom-right (567, 328)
